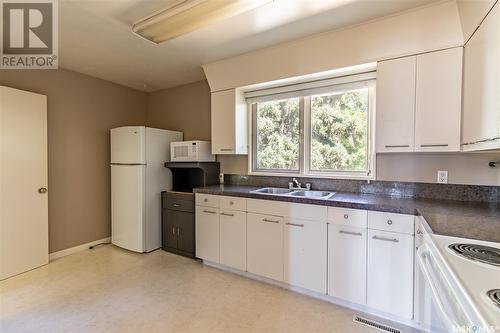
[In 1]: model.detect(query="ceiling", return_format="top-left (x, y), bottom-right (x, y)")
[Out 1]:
top-left (59, 0), bottom-right (438, 92)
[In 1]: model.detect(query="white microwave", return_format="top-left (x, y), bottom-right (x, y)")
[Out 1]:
top-left (170, 141), bottom-right (216, 162)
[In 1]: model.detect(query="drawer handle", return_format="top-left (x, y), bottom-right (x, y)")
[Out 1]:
top-left (285, 222), bottom-right (304, 228)
top-left (343, 214), bottom-right (349, 219)
top-left (172, 227), bottom-right (175, 235)
top-left (417, 229), bottom-right (423, 235)
top-left (220, 148), bottom-right (233, 152)
top-left (229, 201), bottom-right (234, 205)
top-left (339, 230), bottom-right (362, 236)
top-left (172, 204), bottom-right (180, 207)
top-left (387, 219), bottom-right (393, 225)
top-left (385, 145), bottom-right (409, 148)
top-left (220, 212), bottom-right (234, 217)
top-left (262, 218), bottom-right (280, 224)
top-left (420, 144), bottom-right (449, 147)
top-left (372, 235), bottom-right (399, 243)
top-left (203, 210), bottom-right (217, 214)
top-left (204, 198), bottom-right (208, 202)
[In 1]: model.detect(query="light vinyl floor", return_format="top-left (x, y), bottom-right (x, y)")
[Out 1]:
top-left (1, 246), bottom-right (391, 333)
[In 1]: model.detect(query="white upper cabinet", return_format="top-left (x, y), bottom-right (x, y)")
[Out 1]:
top-left (415, 47), bottom-right (463, 152)
top-left (210, 89), bottom-right (248, 155)
top-left (376, 56), bottom-right (416, 153)
top-left (462, 2), bottom-right (500, 151)
top-left (376, 48), bottom-right (463, 153)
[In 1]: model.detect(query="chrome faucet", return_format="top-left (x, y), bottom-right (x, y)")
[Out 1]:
top-left (289, 178), bottom-right (311, 190)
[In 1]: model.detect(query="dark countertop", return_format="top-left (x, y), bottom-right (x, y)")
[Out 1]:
top-left (194, 185), bottom-right (500, 243)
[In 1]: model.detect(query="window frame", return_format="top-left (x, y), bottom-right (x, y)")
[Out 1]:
top-left (248, 81), bottom-right (376, 180)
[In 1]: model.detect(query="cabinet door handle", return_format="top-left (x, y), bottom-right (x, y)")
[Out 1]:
top-left (387, 219), bottom-right (393, 225)
top-left (220, 148), bottom-right (233, 152)
top-left (343, 214), bottom-right (349, 219)
top-left (220, 212), bottom-right (234, 217)
top-left (339, 230), bottom-right (362, 236)
top-left (385, 145), bottom-right (410, 148)
top-left (172, 204), bottom-right (180, 207)
top-left (203, 198), bottom-right (208, 202)
top-left (420, 144), bottom-right (449, 147)
top-left (372, 235), bottom-right (399, 243)
top-left (172, 227), bottom-right (176, 235)
top-left (285, 222), bottom-right (304, 228)
top-left (203, 210), bottom-right (217, 214)
top-left (178, 227), bottom-right (181, 236)
top-left (262, 218), bottom-right (280, 224)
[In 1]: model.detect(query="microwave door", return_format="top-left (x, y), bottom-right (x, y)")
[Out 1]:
top-left (173, 145), bottom-right (189, 160)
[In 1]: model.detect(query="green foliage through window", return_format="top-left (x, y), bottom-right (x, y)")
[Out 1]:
top-left (310, 90), bottom-right (368, 171)
top-left (253, 85), bottom-right (371, 175)
top-left (256, 98), bottom-right (300, 170)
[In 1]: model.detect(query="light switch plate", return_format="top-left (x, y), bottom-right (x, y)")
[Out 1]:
top-left (437, 170), bottom-right (448, 184)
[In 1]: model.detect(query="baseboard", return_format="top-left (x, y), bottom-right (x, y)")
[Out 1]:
top-left (49, 237), bottom-right (111, 261)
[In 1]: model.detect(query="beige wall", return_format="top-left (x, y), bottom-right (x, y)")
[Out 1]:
top-left (147, 80), bottom-right (211, 141)
top-left (0, 68), bottom-right (147, 253)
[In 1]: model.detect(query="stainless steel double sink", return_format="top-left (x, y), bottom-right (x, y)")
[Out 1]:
top-left (251, 187), bottom-right (335, 200)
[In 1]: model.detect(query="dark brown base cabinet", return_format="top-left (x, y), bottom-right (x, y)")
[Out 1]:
top-left (161, 191), bottom-right (195, 258)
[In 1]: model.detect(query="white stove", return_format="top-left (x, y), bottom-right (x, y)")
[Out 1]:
top-left (415, 224), bottom-right (500, 333)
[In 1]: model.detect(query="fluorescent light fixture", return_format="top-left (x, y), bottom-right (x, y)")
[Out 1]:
top-left (133, 0), bottom-right (272, 44)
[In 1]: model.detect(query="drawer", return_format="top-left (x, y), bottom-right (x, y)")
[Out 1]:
top-left (220, 196), bottom-right (246, 211)
top-left (164, 198), bottom-right (194, 213)
top-left (327, 207), bottom-right (367, 228)
top-left (195, 193), bottom-right (219, 208)
top-left (368, 211), bottom-right (414, 234)
top-left (247, 198), bottom-right (326, 221)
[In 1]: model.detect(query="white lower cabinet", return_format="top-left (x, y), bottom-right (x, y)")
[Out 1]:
top-left (328, 224), bottom-right (367, 304)
top-left (195, 195), bottom-right (416, 321)
top-left (219, 210), bottom-right (246, 271)
top-left (284, 218), bottom-right (327, 294)
top-left (195, 207), bottom-right (220, 262)
top-left (247, 213), bottom-right (284, 281)
top-left (367, 229), bottom-right (414, 319)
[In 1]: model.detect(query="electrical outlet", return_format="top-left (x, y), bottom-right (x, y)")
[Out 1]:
top-left (437, 170), bottom-right (448, 184)
top-left (219, 173), bottom-right (225, 184)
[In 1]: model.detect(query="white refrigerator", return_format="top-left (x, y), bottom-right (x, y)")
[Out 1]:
top-left (110, 126), bottom-right (183, 253)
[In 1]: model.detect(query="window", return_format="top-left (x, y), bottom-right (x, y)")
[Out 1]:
top-left (254, 98), bottom-right (301, 171)
top-left (309, 89), bottom-right (369, 172)
top-left (250, 77), bottom-right (375, 179)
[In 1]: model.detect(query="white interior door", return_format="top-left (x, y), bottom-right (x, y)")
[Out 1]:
top-left (0, 86), bottom-right (48, 280)
top-left (111, 165), bottom-right (145, 252)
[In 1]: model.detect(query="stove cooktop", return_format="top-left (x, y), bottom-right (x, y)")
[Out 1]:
top-left (448, 243), bottom-right (500, 267)
top-left (487, 289), bottom-right (500, 309)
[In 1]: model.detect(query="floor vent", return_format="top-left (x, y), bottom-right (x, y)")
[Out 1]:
top-left (353, 315), bottom-right (401, 333)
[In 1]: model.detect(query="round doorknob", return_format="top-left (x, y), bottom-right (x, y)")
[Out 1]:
top-left (38, 187), bottom-right (47, 194)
